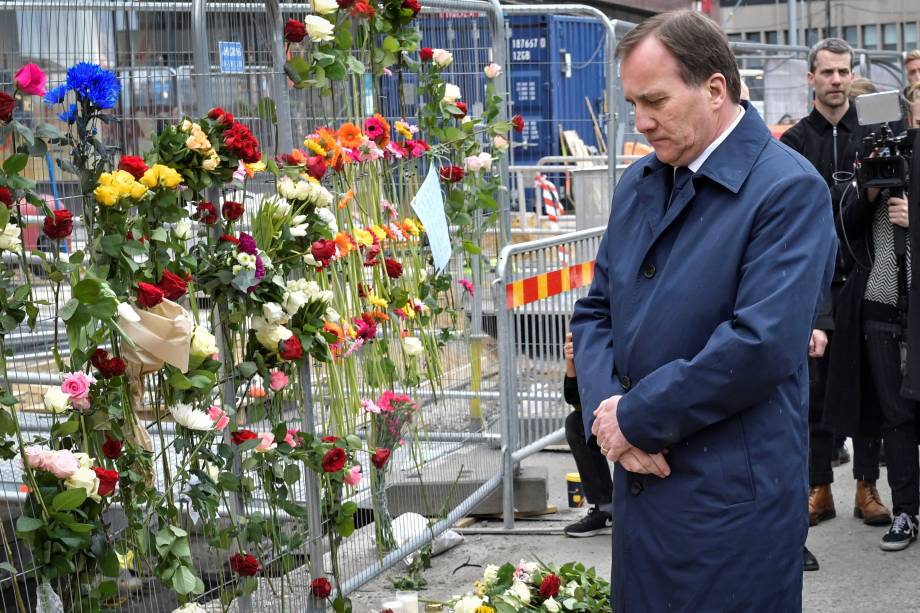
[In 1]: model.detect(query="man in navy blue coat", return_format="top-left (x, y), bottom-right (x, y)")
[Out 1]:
top-left (571, 11), bottom-right (837, 612)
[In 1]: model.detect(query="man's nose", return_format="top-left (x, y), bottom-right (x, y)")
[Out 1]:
top-left (635, 110), bottom-right (656, 133)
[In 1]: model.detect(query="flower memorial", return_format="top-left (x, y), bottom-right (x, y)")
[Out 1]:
top-left (0, 1), bottom-right (516, 611)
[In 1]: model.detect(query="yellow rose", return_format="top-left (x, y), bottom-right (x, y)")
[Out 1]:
top-left (140, 166), bottom-right (159, 188)
top-left (129, 182), bottom-right (148, 200)
top-left (94, 185), bottom-right (119, 206)
top-left (97, 172), bottom-right (114, 187)
top-left (160, 166), bottom-right (183, 188)
top-left (113, 170), bottom-right (136, 196)
top-left (202, 156), bottom-right (219, 171)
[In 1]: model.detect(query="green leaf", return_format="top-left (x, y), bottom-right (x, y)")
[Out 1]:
top-left (283, 464), bottom-right (300, 484)
top-left (52, 488), bottom-right (87, 512)
top-left (346, 55), bottom-right (366, 75)
top-left (172, 564), bottom-right (199, 595)
top-left (325, 60), bottom-right (346, 81)
top-left (150, 227), bottom-right (168, 243)
top-left (313, 51), bottom-right (337, 67)
top-left (2, 153), bottom-right (28, 175)
top-left (100, 235), bottom-right (124, 257)
top-left (382, 35), bottom-right (400, 53)
top-left (257, 97), bottom-right (277, 125)
top-left (15, 515), bottom-right (43, 533)
top-left (73, 278), bottom-right (115, 304)
top-left (69, 250), bottom-right (85, 264)
top-left (462, 240), bottom-right (482, 255)
top-left (101, 548), bottom-right (119, 577)
top-left (284, 57), bottom-right (311, 83)
top-left (59, 298), bottom-right (80, 321)
top-left (51, 417), bottom-right (80, 437)
top-left (167, 371), bottom-right (192, 390)
top-left (237, 361), bottom-right (257, 378)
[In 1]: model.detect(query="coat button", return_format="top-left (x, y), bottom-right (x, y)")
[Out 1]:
top-left (630, 480), bottom-right (643, 496)
top-left (619, 375), bottom-right (631, 390)
top-left (642, 263), bottom-right (656, 279)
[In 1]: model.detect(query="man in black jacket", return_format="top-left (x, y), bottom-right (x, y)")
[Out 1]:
top-left (780, 38), bottom-right (890, 570)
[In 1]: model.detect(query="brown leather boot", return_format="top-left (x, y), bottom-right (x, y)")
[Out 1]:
top-left (854, 480), bottom-right (892, 526)
top-left (808, 484), bottom-right (836, 526)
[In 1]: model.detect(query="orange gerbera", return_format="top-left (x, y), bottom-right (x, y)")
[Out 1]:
top-left (317, 127), bottom-right (338, 152)
top-left (381, 224), bottom-right (398, 241)
top-left (369, 309), bottom-right (390, 322)
top-left (334, 231), bottom-right (354, 256)
top-left (337, 122), bottom-right (363, 148)
top-left (371, 113), bottom-right (391, 148)
top-left (338, 188), bottom-right (355, 210)
top-left (323, 321), bottom-right (345, 343)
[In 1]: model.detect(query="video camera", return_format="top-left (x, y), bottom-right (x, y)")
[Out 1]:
top-left (853, 90), bottom-right (917, 191)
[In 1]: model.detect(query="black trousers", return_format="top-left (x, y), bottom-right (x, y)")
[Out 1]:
top-left (809, 347), bottom-right (881, 486)
top-left (564, 411), bottom-right (612, 506)
top-left (864, 321), bottom-right (920, 516)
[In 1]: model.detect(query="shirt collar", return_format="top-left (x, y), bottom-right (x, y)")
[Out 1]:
top-left (687, 105), bottom-right (745, 173)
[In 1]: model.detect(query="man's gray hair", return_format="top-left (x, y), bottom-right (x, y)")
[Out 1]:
top-left (808, 38), bottom-right (854, 73)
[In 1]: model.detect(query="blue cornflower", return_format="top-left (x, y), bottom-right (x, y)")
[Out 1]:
top-left (65, 62), bottom-right (120, 110)
top-left (44, 84), bottom-right (68, 105)
top-left (58, 103), bottom-right (77, 124)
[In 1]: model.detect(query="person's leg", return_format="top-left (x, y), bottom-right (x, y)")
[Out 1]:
top-left (852, 434), bottom-right (891, 525)
top-left (564, 411), bottom-right (612, 537)
top-left (808, 354), bottom-right (836, 525)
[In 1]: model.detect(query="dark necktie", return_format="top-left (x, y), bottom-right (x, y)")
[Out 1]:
top-left (667, 166), bottom-right (693, 211)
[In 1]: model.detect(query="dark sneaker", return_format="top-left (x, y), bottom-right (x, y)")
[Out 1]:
top-left (880, 513), bottom-right (918, 552)
top-left (564, 506), bottom-right (611, 538)
top-left (803, 547), bottom-right (819, 572)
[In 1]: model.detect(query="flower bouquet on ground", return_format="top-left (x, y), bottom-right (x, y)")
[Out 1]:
top-left (448, 560), bottom-right (611, 613)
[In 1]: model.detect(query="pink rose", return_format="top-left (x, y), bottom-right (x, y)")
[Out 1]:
top-left (255, 432), bottom-right (276, 453)
top-left (344, 465), bottom-right (362, 486)
top-left (208, 405), bottom-right (230, 431)
top-left (61, 372), bottom-right (95, 401)
top-left (48, 449), bottom-right (79, 479)
top-left (23, 446), bottom-right (51, 470)
top-left (14, 63), bottom-right (46, 96)
top-left (283, 428), bottom-right (300, 448)
top-left (269, 370), bottom-right (289, 391)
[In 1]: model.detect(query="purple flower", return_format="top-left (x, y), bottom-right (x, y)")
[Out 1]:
top-left (238, 232), bottom-right (257, 255)
top-left (254, 254), bottom-right (265, 279)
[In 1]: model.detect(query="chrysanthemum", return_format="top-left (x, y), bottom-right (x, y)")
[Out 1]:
top-left (170, 404), bottom-right (214, 431)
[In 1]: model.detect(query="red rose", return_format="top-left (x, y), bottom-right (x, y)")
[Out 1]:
top-left (449, 101), bottom-right (468, 118)
top-left (137, 282), bottom-right (164, 308)
top-left (403, 0), bottom-right (421, 16)
top-left (351, 1), bottom-right (375, 17)
top-left (539, 573), bottom-right (561, 599)
top-left (223, 122), bottom-right (262, 164)
top-left (371, 448), bottom-right (391, 469)
top-left (311, 239), bottom-right (337, 265)
top-left (337, 0), bottom-right (355, 7)
top-left (157, 269), bottom-right (188, 301)
top-left (231, 430), bottom-right (258, 445)
top-left (512, 114), bottom-right (525, 133)
top-left (102, 434), bottom-right (123, 460)
top-left (311, 577), bottom-right (332, 598)
top-left (90, 348), bottom-right (109, 370)
top-left (230, 553), bottom-right (261, 576)
top-left (208, 107), bottom-right (225, 120)
top-left (419, 48), bottom-right (433, 62)
top-left (222, 200), bottom-right (244, 221)
top-left (322, 447), bottom-right (347, 472)
top-left (194, 201), bottom-right (216, 225)
top-left (438, 165), bottom-right (464, 183)
top-left (305, 155), bottom-right (327, 181)
top-left (118, 155), bottom-right (148, 180)
top-left (42, 209), bottom-right (73, 239)
top-left (0, 187), bottom-right (12, 208)
top-left (283, 18), bottom-right (306, 43)
top-left (93, 467), bottom-right (119, 497)
top-left (321, 436), bottom-right (339, 443)
top-left (91, 348), bottom-right (125, 379)
top-left (384, 258), bottom-right (403, 279)
top-left (219, 112), bottom-right (235, 126)
top-left (0, 92), bottom-right (14, 123)
top-left (280, 336), bottom-right (303, 361)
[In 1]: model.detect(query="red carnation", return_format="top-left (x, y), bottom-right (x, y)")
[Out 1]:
top-left (118, 155), bottom-right (148, 180)
top-left (43, 209), bottom-right (73, 240)
top-left (102, 434), bottom-right (123, 460)
top-left (384, 258), bottom-right (403, 279)
top-left (231, 430), bottom-right (259, 445)
top-left (512, 114), bottom-right (525, 133)
top-left (219, 234), bottom-right (240, 245)
top-left (0, 187), bottom-right (12, 208)
top-left (305, 155), bottom-right (327, 181)
top-left (449, 101), bottom-right (468, 118)
top-left (207, 107), bottom-right (225, 120)
top-left (321, 435), bottom-right (339, 443)
top-left (0, 92), bottom-right (14, 123)
top-left (222, 200), bottom-right (244, 221)
top-left (322, 447), bottom-right (347, 472)
top-left (283, 18), bottom-right (306, 43)
top-left (280, 336), bottom-right (303, 361)
top-left (196, 201), bottom-right (218, 224)
top-left (371, 448), bottom-right (391, 469)
top-left (230, 553), bottom-right (261, 576)
top-left (419, 48), bottom-right (433, 62)
top-left (403, 0), bottom-right (421, 16)
top-left (539, 573), bottom-right (561, 599)
top-left (157, 269), bottom-right (188, 301)
top-left (438, 165), bottom-right (464, 183)
top-left (93, 466), bottom-right (119, 497)
top-left (311, 577), bottom-right (332, 599)
top-left (311, 239), bottom-right (337, 265)
top-left (337, 0), bottom-right (356, 8)
top-left (137, 282), bottom-right (164, 308)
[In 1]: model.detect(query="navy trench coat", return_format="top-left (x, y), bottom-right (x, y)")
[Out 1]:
top-left (571, 104), bottom-right (836, 612)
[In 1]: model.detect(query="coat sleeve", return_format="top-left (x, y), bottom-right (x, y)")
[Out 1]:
top-left (571, 228), bottom-right (625, 439)
top-left (616, 172), bottom-right (836, 453)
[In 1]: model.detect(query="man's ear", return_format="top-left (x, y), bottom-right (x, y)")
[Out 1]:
top-left (707, 73), bottom-right (729, 108)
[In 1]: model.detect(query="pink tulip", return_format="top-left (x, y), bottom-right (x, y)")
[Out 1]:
top-left (344, 465), bottom-right (362, 486)
top-left (14, 63), bottom-right (46, 96)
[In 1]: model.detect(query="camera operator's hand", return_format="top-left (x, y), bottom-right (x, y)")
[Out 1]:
top-left (809, 329), bottom-right (828, 358)
top-left (888, 195), bottom-right (909, 228)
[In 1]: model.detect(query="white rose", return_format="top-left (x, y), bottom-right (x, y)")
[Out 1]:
top-left (433, 48), bottom-right (453, 67)
top-left (544, 596), bottom-right (561, 612)
top-left (294, 180), bottom-right (311, 201)
top-left (205, 462), bottom-right (220, 483)
top-left (173, 602), bottom-right (207, 613)
top-left (325, 306), bottom-right (340, 322)
top-left (464, 152), bottom-right (492, 173)
top-left (0, 224), bottom-right (21, 253)
top-left (482, 564), bottom-right (500, 586)
top-left (43, 386), bottom-right (71, 413)
top-left (72, 452), bottom-right (93, 470)
top-left (442, 83), bottom-right (461, 103)
top-left (262, 302), bottom-right (288, 325)
top-left (283, 290), bottom-right (309, 316)
top-left (303, 15), bottom-right (335, 43)
top-left (484, 62), bottom-right (502, 79)
top-left (317, 207), bottom-right (338, 232)
top-left (310, 0), bottom-right (338, 14)
top-left (303, 253), bottom-right (319, 267)
top-left (317, 289), bottom-right (334, 304)
top-left (255, 323), bottom-right (293, 351)
top-left (510, 580), bottom-right (531, 604)
top-left (452, 595), bottom-right (483, 613)
top-left (403, 336), bottom-right (424, 356)
top-left (65, 466), bottom-right (100, 502)
top-left (492, 135), bottom-right (509, 151)
top-left (174, 220), bottom-right (192, 240)
top-left (190, 326), bottom-right (219, 357)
